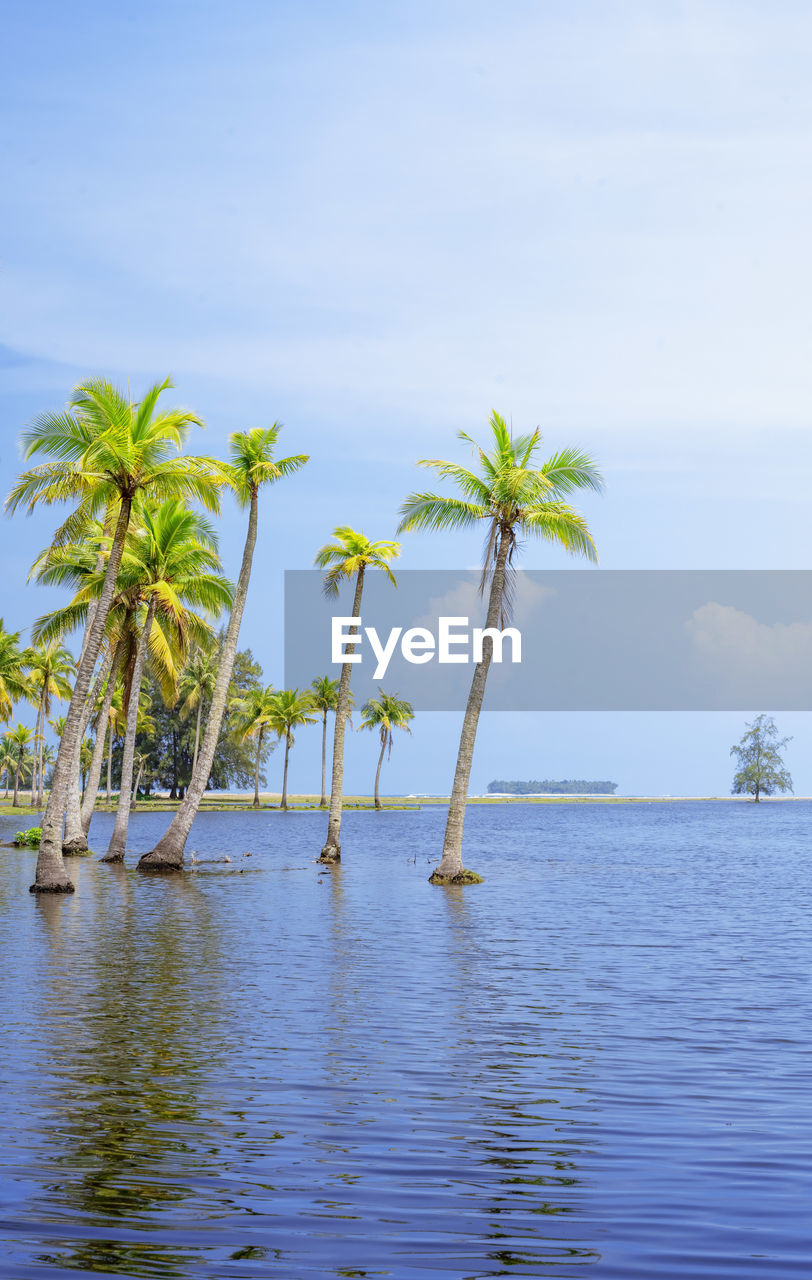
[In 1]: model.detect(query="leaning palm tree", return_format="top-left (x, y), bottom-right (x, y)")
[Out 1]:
top-left (7, 375), bottom-right (219, 892)
top-left (178, 641), bottom-right (219, 774)
top-left (398, 412), bottom-right (602, 883)
top-left (103, 500), bottom-right (232, 862)
top-left (229, 684), bottom-right (277, 807)
top-left (26, 641), bottom-right (74, 807)
top-left (358, 690), bottom-right (414, 810)
top-left (314, 528), bottom-right (400, 862)
top-left (267, 689), bottom-right (318, 810)
top-left (4, 724), bottom-right (37, 808)
top-left (0, 622), bottom-right (30, 723)
top-left (139, 426), bottom-right (308, 871)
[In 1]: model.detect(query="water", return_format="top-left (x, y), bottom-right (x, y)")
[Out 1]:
top-left (0, 800), bottom-right (810, 1278)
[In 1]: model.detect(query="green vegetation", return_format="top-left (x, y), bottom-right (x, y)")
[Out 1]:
top-left (488, 779), bottom-right (618, 795)
top-left (730, 715), bottom-right (793, 802)
top-left (13, 827), bottom-right (42, 847)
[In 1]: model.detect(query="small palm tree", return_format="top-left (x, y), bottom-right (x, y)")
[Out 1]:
top-left (0, 622), bottom-right (30, 723)
top-left (178, 642), bottom-right (219, 774)
top-left (229, 684), bottom-right (277, 807)
top-left (310, 676), bottom-right (355, 807)
top-left (314, 528), bottom-right (400, 861)
top-left (398, 412), bottom-right (602, 883)
top-left (358, 690), bottom-right (414, 809)
top-left (140, 425), bottom-right (308, 871)
top-left (8, 376), bottom-right (220, 892)
top-left (79, 737), bottom-right (93, 802)
top-left (26, 640), bottom-right (74, 807)
top-left (4, 724), bottom-right (38, 807)
top-left (0, 743), bottom-right (16, 799)
top-left (267, 689), bottom-right (318, 810)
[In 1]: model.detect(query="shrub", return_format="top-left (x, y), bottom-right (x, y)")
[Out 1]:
top-left (13, 827), bottom-right (42, 847)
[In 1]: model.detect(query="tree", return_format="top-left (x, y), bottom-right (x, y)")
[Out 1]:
top-left (0, 622), bottom-right (30, 723)
top-left (310, 676), bottom-right (340, 807)
top-left (25, 641), bottom-right (74, 808)
top-left (178, 642), bottom-right (219, 774)
top-left (267, 689), bottom-right (318, 810)
top-left (139, 425), bottom-right (308, 871)
top-left (229, 684), bottom-right (277, 807)
top-left (730, 715), bottom-right (793, 802)
top-left (103, 499), bottom-right (232, 862)
top-left (4, 724), bottom-right (37, 807)
top-left (0, 743), bottom-right (16, 800)
top-left (398, 412), bottom-right (602, 883)
top-left (7, 375), bottom-right (218, 892)
top-left (358, 690), bottom-right (414, 809)
top-left (314, 528), bottom-right (400, 862)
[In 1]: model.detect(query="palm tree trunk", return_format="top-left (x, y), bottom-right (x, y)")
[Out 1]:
top-left (139, 488), bottom-right (259, 871)
top-left (103, 599), bottom-right (156, 862)
top-left (131, 759), bottom-right (144, 811)
top-left (192, 702), bottom-right (202, 774)
top-left (13, 758), bottom-right (20, 807)
top-left (374, 735), bottom-right (386, 810)
top-left (320, 567), bottom-right (364, 862)
top-left (63, 642), bottom-right (118, 853)
top-left (253, 729), bottom-right (262, 808)
top-left (34, 693), bottom-right (45, 807)
top-left (320, 711), bottom-right (328, 807)
top-left (32, 495), bottom-right (133, 893)
top-left (81, 638), bottom-right (125, 836)
top-left (433, 529), bottom-right (510, 883)
top-left (281, 731), bottom-right (291, 810)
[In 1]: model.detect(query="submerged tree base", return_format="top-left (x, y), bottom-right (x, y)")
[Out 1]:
top-left (29, 878), bottom-right (75, 894)
top-left (137, 850), bottom-right (184, 873)
top-left (318, 843), bottom-right (341, 864)
top-left (62, 844), bottom-right (92, 858)
top-left (99, 851), bottom-right (125, 864)
top-left (428, 868), bottom-right (484, 886)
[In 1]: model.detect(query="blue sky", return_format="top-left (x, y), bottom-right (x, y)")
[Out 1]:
top-left (3, 0), bottom-right (812, 795)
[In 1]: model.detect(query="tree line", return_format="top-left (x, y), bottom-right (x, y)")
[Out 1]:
top-left (2, 380), bottom-right (602, 892)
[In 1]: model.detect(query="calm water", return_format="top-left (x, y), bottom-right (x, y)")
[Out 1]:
top-left (0, 800), bottom-right (810, 1279)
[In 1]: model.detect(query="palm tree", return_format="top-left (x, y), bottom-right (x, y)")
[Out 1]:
top-left (314, 528), bottom-right (400, 862)
top-left (0, 622), bottom-right (30, 723)
top-left (36, 744), bottom-right (56, 805)
top-left (267, 689), bottom-right (318, 810)
top-left (4, 724), bottom-right (37, 807)
top-left (0, 743), bottom-right (16, 799)
top-left (103, 500), bottom-right (232, 862)
top-left (358, 690), bottom-right (414, 810)
top-left (26, 641), bottom-right (74, 807)
top-left (310, 676), bottom-right (355, 808)
top-left (398, 412), bottom-right (602, 883)
top-left (178, 642), bottom-right (219, 774)
top-left (139, 425), bottom-right (308, 872)
top-left (229, 684), bottom-right (277, 807)
top-left (79, 737), bottom-right (93, 802)
top-left (7, 376), bottom-right (219, 892)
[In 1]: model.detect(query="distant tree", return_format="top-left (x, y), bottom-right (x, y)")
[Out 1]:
top-left (730, 715), bottom-right (793, 803)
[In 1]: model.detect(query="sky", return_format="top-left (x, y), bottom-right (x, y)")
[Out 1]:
top-left (3, 0), bottom-right (812, 796)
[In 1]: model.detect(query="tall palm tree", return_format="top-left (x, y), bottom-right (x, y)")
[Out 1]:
top-left (139, 425), bottom-right (308, 872)
top-left (4, 724), bottom-right (37, 807)
top-left (314, 528), bottom-right (400, 862)
top-left (267, 689), bottom-right (318, 810)
top-left (0, 743), bottom-right (17, 799)
top-left (230, 684), bottom-right (277, 807)
top-left (26, 641), bottom-right (74, 807)
top-left (0, 621), bottom-right (30, 723)
top-left (103, 500), bottom-right (232, 862)
top-left (398, 412), bottom-right (602, 883)
top-left (178, 641), bottom-right (219, 774)
top-left (7, 376), bottom-right (219, 892)
top-left (310, 676), bottom-right (356, 808)
top-left (358, 690), bottom-right (414, 810)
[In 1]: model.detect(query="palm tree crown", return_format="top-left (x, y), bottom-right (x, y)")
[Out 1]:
top-left (315, 527), bottom-right (400, 596)
top-left (359, 690), bottom-right (415, 749)
top-left (0, 621), bottom-right (30, 722)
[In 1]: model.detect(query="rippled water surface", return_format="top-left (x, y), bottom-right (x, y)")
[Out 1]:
top-left (1, 800), bottom-right (810, 1278)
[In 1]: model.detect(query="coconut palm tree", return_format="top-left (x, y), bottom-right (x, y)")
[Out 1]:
top-left (314, 528), bottom-right (400, 862)
top-left (0, 743), bottom-right (17, 799)
top-left (79, 737), bottom-right (93, 802)
top-left (103, 500), bottom-right (232, 862)
top-left (267, 689), bottom-right (318, 810)
top-left (0, 622), bottom-right (30, 723)
top-left (139, 425), bottom-right (308, 872)
top-left (4, 724), bottom-right (37, 807)
top-left (7, 375), bottom-right (219, 892)
top-left (26, 641), bottom-right (74, 807)
top-left (178, 641), bottom-right (219, 774)
top-left (310, 676), bottom-right (355, 808)
top-left (398, 412), bottom-right (602, 883)
top-left (229, 684), bottom-right (277, 807)
top-left (358, 690), bottom-right (414, 810)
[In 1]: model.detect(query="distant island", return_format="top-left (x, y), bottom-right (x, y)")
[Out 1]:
top-left (487, 779), bottom-right (619, 795)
